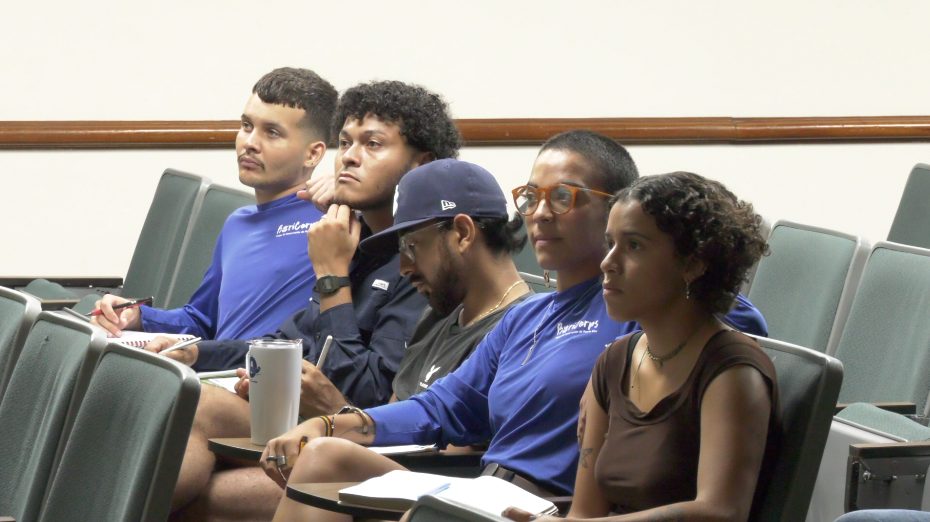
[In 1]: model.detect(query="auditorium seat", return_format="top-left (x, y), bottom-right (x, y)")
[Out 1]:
top-left (163, 183), bottom-right (255, 309)
top-left (752, 335), bottom-right (844, 521)
top-left (747, 220), bottom-right (867, 354)
top-left (0, 287), bottom-right (41, 400)
top-left (38, 344), bottom-right (200, 521)
top-left (807, 241), bottom-right (930, 522)
top-left (21, 169), bottom-right (209, 309)
top-left (888, 164), bottom-right (930, 249)
top-left (0, 311), bottom-right (107, 521)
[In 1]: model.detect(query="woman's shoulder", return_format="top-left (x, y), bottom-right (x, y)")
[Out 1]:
top-left (596, 331), bottom-right (641, 371)
top-left (699, 330), bottom-right (776, 386)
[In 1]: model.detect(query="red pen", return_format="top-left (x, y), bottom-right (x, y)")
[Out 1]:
top-left (85, 296), bottom-right (154, 317)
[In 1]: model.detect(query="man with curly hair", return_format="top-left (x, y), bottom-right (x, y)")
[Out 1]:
top-left (166, 80), bottom-right (462, 519)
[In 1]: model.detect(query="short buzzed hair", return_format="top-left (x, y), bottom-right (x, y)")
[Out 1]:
top-left (252, 67), bottom-right (338, 143)
top-left (539, 130), bottom-right (639, 194)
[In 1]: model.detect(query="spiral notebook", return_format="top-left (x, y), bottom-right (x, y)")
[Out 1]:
top-left (338, 471), bottom-right (558, 515)
top-left (110, 331), bottom-right (197, 349)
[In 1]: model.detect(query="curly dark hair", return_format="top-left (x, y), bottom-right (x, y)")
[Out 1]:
top-left (612, 172), bottom-right (768, 315)
top-left (332, 80), bottom-right (462, 159)
top-left (252, 67), bottom-right (338, 142)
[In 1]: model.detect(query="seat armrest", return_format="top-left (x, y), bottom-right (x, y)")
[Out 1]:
top-left (846, 441), bottom-right (930, 512)
top-left (850, 441), bottom-right (930, 459)
top-left (389, 449), bottom-right (484, 478)
top-left (38, 298), bottom-right (80, 310)
top-left (0, 277), bottom-right (123, 288)
top-left (836, 402), bottom-right (918, 416)
top-left (0, 516), bottom-right (16, 521)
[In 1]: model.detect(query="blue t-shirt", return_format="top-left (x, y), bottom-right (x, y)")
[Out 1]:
top-left (367, 276), bottom-right (766, 495)
top-left (140, 193), bottom-right (322, 341)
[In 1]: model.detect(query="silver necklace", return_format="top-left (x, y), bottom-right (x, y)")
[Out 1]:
top-left (521, 280), bottom-right (601, 366)
top-left (522, 300), bottom-right (554, 366)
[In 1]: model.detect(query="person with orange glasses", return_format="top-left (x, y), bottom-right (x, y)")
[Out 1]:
top-left (262, 130), bottom-right (768, 521)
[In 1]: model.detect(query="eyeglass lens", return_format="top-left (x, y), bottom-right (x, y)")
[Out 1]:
top-left (515, 185), bottom-right (575, 215)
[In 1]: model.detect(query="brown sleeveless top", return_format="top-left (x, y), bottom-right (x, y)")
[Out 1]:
top-left (591, 330), bottom-right (780, 516)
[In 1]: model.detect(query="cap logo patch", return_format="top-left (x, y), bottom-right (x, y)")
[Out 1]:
top-left (441, 200), bottom-right (457, 211)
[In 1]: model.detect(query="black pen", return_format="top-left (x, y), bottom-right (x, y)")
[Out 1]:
top-left (86, 296), bottom-right (154, 317)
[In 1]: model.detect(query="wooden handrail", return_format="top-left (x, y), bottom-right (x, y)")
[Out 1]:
top-left (2, 116), bottom-right (930, 149)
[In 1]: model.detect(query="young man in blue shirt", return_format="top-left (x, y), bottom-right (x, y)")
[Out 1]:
top-left (91, 68), bottom-right (337, 343)
top-left (167, 80), bottom-right (463, 519)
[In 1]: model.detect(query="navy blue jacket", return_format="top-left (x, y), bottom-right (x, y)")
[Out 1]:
top-left (195, 245), bottom-right (427, 409)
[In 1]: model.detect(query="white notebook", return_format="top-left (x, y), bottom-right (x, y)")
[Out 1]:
top-left (338, 470), bottom-right (557, 516)
top-left (366, 444), bottom-right (438, 456)
top-left (110, 331), bottom-right (196, 349)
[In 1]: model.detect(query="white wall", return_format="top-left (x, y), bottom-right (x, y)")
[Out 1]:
top-left (2, 0), bottom-right (929, 276)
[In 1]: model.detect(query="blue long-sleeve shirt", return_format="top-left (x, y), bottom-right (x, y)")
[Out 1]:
top-left (367, 276), bottom-right (766, 495)
top-left (139, 193), bottom-right (322, 341)
top-left (195, 244), bottom-right (428, 409)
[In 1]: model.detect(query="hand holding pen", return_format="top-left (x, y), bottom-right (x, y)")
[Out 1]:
top-left (144, 335), bottom-right (202, 367)
top-left (88, 295), bottom-right (153, 336)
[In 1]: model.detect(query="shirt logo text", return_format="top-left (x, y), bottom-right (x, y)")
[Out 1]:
top-left (555, 319), bottom-right (599, 338)
top-left (275, 220), bottom-right (312, 238)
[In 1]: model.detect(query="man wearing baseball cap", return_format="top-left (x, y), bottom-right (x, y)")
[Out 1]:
top-left (257, 158), bottom-right (535, 520)
top-left (187, 158), bottom-right (532, 519)
top-left (360, 158), bottom-right (532, 400)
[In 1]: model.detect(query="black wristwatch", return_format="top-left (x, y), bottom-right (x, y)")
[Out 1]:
top-left (314, 275), bottom-right (351, 296)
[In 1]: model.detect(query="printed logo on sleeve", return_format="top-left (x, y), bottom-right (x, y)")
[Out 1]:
top-left (275, 220), bottom-right (313, 238)
top-left (372, 279), bottom-right (390, 291)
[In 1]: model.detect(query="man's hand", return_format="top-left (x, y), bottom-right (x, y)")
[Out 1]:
top-left (90, 294), bottom-right (142, 336)
top-left (299, 360), bottom-right (347, 418)
top-left (260, 417), bottom-right (328, 488)
top-left (297, 169), bottom-right (336, 212)
top-left (143, 336), bottom-right (199, 367)
top-left (233, 367), bottom-right (250, 400)
top-left (307, 204), bottom-right (361, 276)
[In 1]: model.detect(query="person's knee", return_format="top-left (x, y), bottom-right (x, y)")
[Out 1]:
top-left (192, 384), bottom-right (249, 435)
top-left (290, 438), bottom-right (401, 483)
top-left (292, 438), bottom-right (350, 481)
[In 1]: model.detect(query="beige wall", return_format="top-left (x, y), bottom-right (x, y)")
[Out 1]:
top-left (2, 0), bottom-right (929, 276)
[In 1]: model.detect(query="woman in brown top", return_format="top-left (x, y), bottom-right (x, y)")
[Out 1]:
top-left (508, 171), bottom-right (777, 521)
